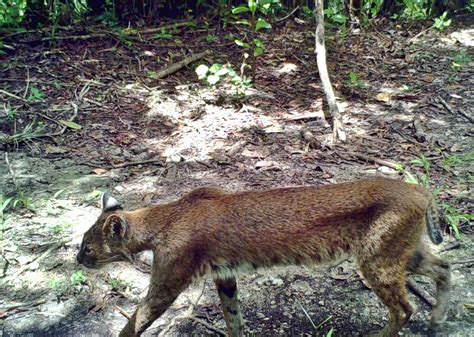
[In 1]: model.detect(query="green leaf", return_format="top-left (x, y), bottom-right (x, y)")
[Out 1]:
top-left (232, 6), bottom-right (249, 14)
top-left (207, 75), bottom-right (220, 85)
top-left (235, 19), bottom-right (251, 26)
top-left (248, 0), bottom-right (257, 14)
top-left (254, 47), bottom-right (264, 57)
top-left (209, 64), bottom-right (223, 73)
top-left (331, 14), bottom-right (348, 24)
top-left (215, 68), bottom-right (229, 76)
top-left (1, 197), bottom-right (13, 212)
top-left (255, 18), bottom-right (271, 31)
top-left (404, 171), bottom-right (419, 185)
top-left (254, 39), bottom-right (264, 48)
top-left (195, 64), bottom-right (209, 79)
top-left (235, 39), bottom-right (250, 48)
top-left (59, 120), bottom-right (82, 130)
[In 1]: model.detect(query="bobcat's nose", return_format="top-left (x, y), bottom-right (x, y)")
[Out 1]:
top-left (76, 251), bottom-right (83, 264)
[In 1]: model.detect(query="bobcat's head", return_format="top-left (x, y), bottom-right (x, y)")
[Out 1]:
top-left (77, 194), bottom-right (133, 268)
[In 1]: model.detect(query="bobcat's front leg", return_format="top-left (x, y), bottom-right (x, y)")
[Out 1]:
top-left (119, 252), bottom-right (194, 337)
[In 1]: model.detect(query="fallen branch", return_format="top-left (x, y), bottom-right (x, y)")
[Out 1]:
top-left (0, 88), bottom-right (27, 102)
top-left (346, 151), bottom-right (401, 170)
top-left (438, 96), bottom-right (474, 123)
top-left (154, 50), bottom-right (212, 79)
top-left (407, 278), bottom-right (436, 307)
top-left (0, 299), bottom-right (47, 318)
top-left (451, 258), bottom-right (474, 265)
top-left (189, 316), bottom-right (226, 336)
top-left (276, 6), bottom-right (300, 22)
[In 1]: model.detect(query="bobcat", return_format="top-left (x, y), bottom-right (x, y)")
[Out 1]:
top-left (77, 178), bottom-right (450, 337)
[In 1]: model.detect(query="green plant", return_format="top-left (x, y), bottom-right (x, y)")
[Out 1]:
top-left (441, 203), bottom-right (472, 240)
top-left (324, 1), bottom-right (348, 25)
top-left (196, 63), bottom-right (251, 95)
top-left (433, 11), bottom-right (451, 31)
top-left (0, 195), bottom-right (13, 228)
top-left (451, 50), bottom-right (472, 71)
top-left (297, 300), bottom-right (332, 332)
top-left (0, 0), bottom-right (27, 27)
top-left (401, 0), bottom-right (429, 19)
top-left (231, 0), bottom-right (276, 76)
top-left (3, 103), bottom-right (18, 122)
top-left (147, 71), bottom-right (159, 80)
top-left (0, 121), bottom-right (45, 146)
top-left (347, 72), bottom-right (367, 90)
top-left (108, 277), bottom-right (128, 291)
top-left (70, 270), bottom-right (87, 285)
top-left (442, 150), bottom-right (474, 169)
top-left (50, 221), bottom-right (73, 235)
top-left (11, 190), bottom-right (35, 211)
top-left (206, 33), bottom-right (216, 43)
top-left (300, 5), bottom-right (313, 19)
top-left (27, 87), bottom-right (45, 102)
top-left (410, 154), bottom-right (430, 186)
top-left (153, 28), bottom-right (173, 40)
top-left (48, 277), bottom-right (62, 292)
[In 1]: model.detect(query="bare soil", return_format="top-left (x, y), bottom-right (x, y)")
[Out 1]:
top-left (0, 15), bottom-right (473, 337)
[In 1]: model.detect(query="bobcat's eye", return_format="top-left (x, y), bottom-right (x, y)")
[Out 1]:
top-left (84, 246), bottom-right (91, 254)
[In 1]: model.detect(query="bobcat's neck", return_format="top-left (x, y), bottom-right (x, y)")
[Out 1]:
top-left (121, 203), bottom-right (179, 253)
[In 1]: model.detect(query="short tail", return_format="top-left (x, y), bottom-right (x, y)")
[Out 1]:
top-left (426, 197), bottom-right (443, 244)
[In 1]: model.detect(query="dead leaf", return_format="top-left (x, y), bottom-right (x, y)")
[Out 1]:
top-left (89, 297), bottom-right (105, 313)
top-left (376, 92), bottom-right (391, 103)
top-left (93, 168), bottom-right (108, 176)
top-left (241, 147), bottom-right (270, 158)
top-left (44, 144), bottom-right (69, 154)
top-left (255, 160), bottom-right (277, 169)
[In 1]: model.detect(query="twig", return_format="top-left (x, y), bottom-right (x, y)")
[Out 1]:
top-left (112, 158), bottom-right (164, 169)
top-left (4, 153), bottom-right (19, 189)
top-left (137, 22), bottom-right (193, 34)
top-left (439, 241), bottom-right (461, 252)
top-left (23, 68), bottom-right (30, 99)
top-left (0, 89), bottom-right (27, 102)
top-left (438, 97), bottom-right (473, 123)
top-left (0, 299), bottom-right (47, 318)
top-left (407, 278), bottom-right (436, 307)
top-left (345, 151), bottom-right (401, 170)
top-left (114, 305), bottom-right (132, 320)
top-left (408, 26), bottom-right (433, 44)
top-left (276, 6), bottom-right (300, 22)
top-left (189, 316), bottom-right (226, 336)
top-left (451, 258), bottom-right (474, 265)
top-left (153, 50), bottom-right (211, 79)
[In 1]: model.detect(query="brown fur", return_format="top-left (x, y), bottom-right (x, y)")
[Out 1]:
top-left (77, 178), bottom-right (450, 337)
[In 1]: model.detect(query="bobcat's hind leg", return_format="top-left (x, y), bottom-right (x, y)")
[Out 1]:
top-left (359, 256), bottom-right (414, 337)
top-left (407, 244), bottom-right (451, 326)
top-left (214, 276), bottom-right (244, 337)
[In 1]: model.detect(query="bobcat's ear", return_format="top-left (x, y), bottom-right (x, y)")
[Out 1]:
top-left (101, 193), bottom-right (121, 212)
top-left (103, 214), bottom-right (129, 241)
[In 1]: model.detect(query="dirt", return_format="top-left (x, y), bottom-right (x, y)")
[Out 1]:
top-left (1, 15), bottom-right (473, 337)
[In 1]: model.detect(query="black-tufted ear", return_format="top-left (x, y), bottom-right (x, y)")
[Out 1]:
top-left (103, 214), bottom-right (129, 241)
top-left (101, 193), bottom-right (121, 212)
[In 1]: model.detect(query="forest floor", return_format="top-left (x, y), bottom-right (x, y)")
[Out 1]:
top-left (0, 13), bottom-right (473, 337)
